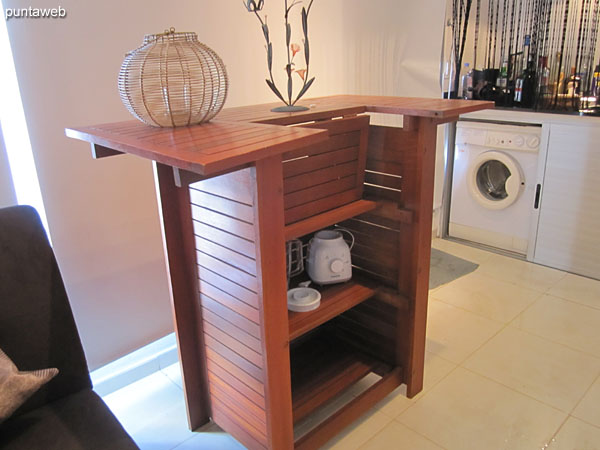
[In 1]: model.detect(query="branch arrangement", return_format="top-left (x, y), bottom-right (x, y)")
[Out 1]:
top-left (244, 0), bottom-right (315, 106)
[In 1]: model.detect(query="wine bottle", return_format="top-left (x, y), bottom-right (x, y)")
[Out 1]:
top-left (539, 56), bottom-right (550, 95)
top-left (497, 59), bottom-right (508, 89)
top-left (461, 63), bottom-right (473, 99)
top-left (520, 55), bottom-right (537, 108)
top-left (514, 36), bottom-right (531, 106)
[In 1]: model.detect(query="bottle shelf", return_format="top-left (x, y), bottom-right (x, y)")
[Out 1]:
top-left (290, 329), bottom-right (391, 425)
top-left (284, 200), bottom-right (378, 241)
top-left (288, 280), bottom-right (377, 340)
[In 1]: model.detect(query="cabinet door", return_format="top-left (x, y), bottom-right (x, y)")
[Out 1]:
top-left (534, 123), bottom-right (600, 279)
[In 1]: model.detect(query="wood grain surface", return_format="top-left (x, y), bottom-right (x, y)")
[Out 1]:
top-left (66, 96), bottom-right (492, 177)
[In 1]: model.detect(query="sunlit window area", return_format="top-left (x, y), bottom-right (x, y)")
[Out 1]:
top-left (0, 0), bottom-right (48, 234)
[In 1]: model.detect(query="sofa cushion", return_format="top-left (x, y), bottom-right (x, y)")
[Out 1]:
top-left (0, 388), bottom-right (138, 449)
top-left (0, 348), bottom-right (58, 423)
top-left (0, 205), bottom-right (92, 416)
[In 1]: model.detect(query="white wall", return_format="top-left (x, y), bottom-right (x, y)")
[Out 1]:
top-left (339, 0), bottom-right (446, 97)
top-left (336, 0), bottom-right (448, 233)
top-left (4, 0), bottom-right (446, 369)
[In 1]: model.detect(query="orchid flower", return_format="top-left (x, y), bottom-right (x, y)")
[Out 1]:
top-left (291, 43), bottom-right (301, 57)
top-left (295, 69), bottom-right (307, 80)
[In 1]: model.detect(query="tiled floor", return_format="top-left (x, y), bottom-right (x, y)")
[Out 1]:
top-left (102, 238), bottom-right (600, 449)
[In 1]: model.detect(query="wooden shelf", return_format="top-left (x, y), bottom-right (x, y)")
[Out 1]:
top-left (290, 330), bottom-right (391, 424)
top-left (288, 281), bottom-right (376, 340)
top-left (284, 200), bottom-right (378, 240)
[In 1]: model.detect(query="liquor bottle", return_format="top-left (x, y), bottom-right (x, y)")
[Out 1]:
top-left (557, 71), bottom-right (566, 95)
top-left (514, 77), bottom-right (523, 103)
top-left (496, 59), bottom-right (508, 89)
top-left (520, 55), bottom-right (537, 108)
top-left (461, 63), bottom-right (473, 99)
top-left (566, 66), bottom-right (581, 97)
top-left (539, 56), bottom-right (550, 94)
top-left (592, 64), bottom-right (600, 97)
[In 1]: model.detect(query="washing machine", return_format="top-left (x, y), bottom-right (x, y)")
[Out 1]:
top-left (448, 120), bottom-right (542, 256)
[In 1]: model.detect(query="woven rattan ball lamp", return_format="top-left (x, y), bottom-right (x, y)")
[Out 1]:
top-left (118, 28), bottom-right (228, 127)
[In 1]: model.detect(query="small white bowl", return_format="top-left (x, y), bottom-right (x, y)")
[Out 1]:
top-left (287, 287), bottom-right (321, 312)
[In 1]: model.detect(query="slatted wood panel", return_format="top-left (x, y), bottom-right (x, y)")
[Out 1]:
top-left (363, 125), bottom-right (419, 204)
top-left (282, 115), bottom-right (370, 225)
top-left (334, 295), bottom-right (405, 366)
top-left (338, 217), bottom-right (401, 288)
top-left (190, 168), bottom-right (269, 449)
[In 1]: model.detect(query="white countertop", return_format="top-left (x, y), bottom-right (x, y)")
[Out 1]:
top-left (461, 107), bottom-right (600, 127)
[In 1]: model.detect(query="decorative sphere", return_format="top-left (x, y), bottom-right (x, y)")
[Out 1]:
top-left (118, 30), bottom-right (228, 127)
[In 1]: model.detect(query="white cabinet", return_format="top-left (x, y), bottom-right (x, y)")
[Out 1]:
top-left (533, 123), bottom-right (600, 279)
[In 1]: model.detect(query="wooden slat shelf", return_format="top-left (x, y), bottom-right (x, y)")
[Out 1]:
top-left (288, 281), bottom-right (377, 340)
top-left (284, 199), bottom-right (378, 240)
top-left (290, 330), bottom-right (391, 424)
top-left (294, 367), bottom-right (403, 450)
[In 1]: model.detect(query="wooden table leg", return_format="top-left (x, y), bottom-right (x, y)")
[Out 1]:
top-left (252, 156), bottom-right (294, 449)
top-left (154, 162), bottom-right (210, 429)
top-left (398, 117), bottom-right (438, 397)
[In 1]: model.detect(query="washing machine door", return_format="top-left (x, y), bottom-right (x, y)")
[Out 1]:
top-left (467, 150), bottom-right (524, 210)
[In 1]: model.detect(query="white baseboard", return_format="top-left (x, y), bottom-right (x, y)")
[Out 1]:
top-left (91, 333), bottom-right (178, 396)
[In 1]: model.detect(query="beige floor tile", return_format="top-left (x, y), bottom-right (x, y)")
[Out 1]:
top-left (546, 417), bottom-right (600, 450)
top-left (432, 272), bottom-right (541, 323)
top-left (464, 327), bottom-right (600, 412)
top-left (431, 238), bottom-right (494, 265)
top-left (572, 376), bottom-right (600, 427)
top-left (324, 409), bottom-right (392, 450)
top-left (375, 352), bottom-right (457, 418)
top-left (359, 421), bottom-right (444, 450)
top-left (547, 273), bottom-right (600, 310)
top-left (512, 294), bottom-right (600, 358)
top-left (426, 299), bottom-right (505, 364)
top-left (477, 254), bottom-right (566, 292)
top-left (398, 368), bottom-right (566, 450)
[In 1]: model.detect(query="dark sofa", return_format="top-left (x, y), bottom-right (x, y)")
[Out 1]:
top-left (0, 205), bottom-right (138, 449)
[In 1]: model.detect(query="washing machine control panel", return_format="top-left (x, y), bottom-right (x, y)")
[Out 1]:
top-left (485, 131), bottom-right (540, 151)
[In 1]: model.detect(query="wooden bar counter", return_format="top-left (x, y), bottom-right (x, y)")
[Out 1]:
top-left (66, 95), bottom-right (492, 449)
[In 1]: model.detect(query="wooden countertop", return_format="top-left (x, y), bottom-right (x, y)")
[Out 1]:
top-left (66, 95), bottom-right (493, 176)
top-left (218, 95), bottom-right (493, 124)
